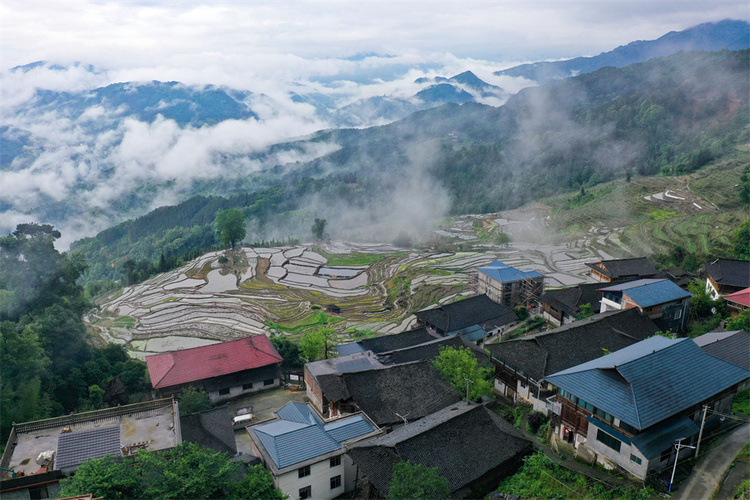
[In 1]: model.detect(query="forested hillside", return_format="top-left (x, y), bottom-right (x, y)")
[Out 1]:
top-left (0, 224), bottom-right (150, 444)
top-left (71, 50), bottom-right (749, 283)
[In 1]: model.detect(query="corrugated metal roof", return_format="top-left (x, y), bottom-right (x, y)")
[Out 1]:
top-left (56, 426), bottom-right (121, 470)
top-left (252, 403), bottom-right (375, 470)
top-left (599, 279), bottom-right (692, 308)
top-left (335, 342), bottom-right (367, 356)
top-left (146, 335), bottom-right (282, 389)
top-left (629, 415), bottom-right (699, 459)
top-left (547, 337), bottom-right (750, 430)
top-left (478, 260), bottom-right (544, 283)
top-left (724, 288), bottom-right (750, 307)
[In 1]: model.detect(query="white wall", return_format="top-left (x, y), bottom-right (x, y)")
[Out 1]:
top-left (208, 377), bottom-right (280, 403)
top-left (277, 455), bottom-right (346, 500)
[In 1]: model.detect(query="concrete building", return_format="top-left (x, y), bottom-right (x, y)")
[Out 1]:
top-left (247, 402), bottom-right (380, 500)
top-left (598, 279), bottom-right (692, 332)
top-left (0, 399), bottom-right (181, 500)
top-left (476, 260), bottom-right (544, 307)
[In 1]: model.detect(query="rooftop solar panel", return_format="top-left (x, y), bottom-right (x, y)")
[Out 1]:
top-left (56, 425), bottom-right (121, 469)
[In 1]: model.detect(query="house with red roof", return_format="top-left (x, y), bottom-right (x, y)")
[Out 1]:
top-left (146, 336), bottom-right (283, 403)
top-left (723, 287), bottom-right (750, 318)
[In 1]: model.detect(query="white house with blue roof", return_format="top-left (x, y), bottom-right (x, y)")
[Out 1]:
top-left (546, 336), bottom-right (749, 479)
top-left (598, 278), bottom-right (692, 332)
top-left (477, 260), bottom-right (544, 307)
top-left (248, 402), bottom-right (380, 500)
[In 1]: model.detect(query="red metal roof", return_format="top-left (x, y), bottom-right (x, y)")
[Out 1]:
top-left (146, 335), bottom-right (283, 390)
top-left (724, 287), bottom-right (750, 308)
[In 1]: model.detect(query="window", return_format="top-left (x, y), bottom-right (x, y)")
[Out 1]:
top-left (619, 421), bottom-right (638, 435)
top-left (330, 455), bottom-right (341, 467)
top-left (595, 408), bottom-right (613, 423)
top-left (242, 382), bottom-right (253, 390)
top-left (28, 486), bottom-right (49, 500)
top-left (330, 475), bottom-right (342, 489)
top-left (298, 465), bottom-right (311, 478)
top-left (218, 387), bottom-right (230, 396)
top-left (299, 486), bottom-right (311, 499)
top-left (674, 309), bottom-right (682, 320)
top-left (596, 429), bottom-right (622, 453)
top-left (630, 454), bottom-right (642, 465)
top-left (263, 378), bottom-right (275, 386)
top-left (578, 398), bottom-right (594, 412)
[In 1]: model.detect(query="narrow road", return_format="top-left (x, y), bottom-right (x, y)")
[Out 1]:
top-left (674, 422), bottom-right (750, 500)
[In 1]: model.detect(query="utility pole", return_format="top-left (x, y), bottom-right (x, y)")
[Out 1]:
top-left (463, 377), bottom-right (473, 400)
top-left (669, 438), bottom-right (696, 492)
top-left (695, 405), bottom-right (709, 457)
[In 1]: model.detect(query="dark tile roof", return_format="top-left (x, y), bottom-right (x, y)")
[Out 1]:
top-left (415, 294), bottom-right (516, 333)
top-left (705, 259), bottom-right (750, 288)
top-left (377, 335), bottom-right (490, 366)
top-left (335, 327), bottom-right (437, 356)
top-left (547, 337), bottom-right (750, 430)
top-left (347, 402), bottom-right (532, 497)
top-left (694, 330), bottom-right (750, 371)
top-left (331, 361), bottom-right (462, 427)
top-left (586, 257), bottom-right (657, 280)
top-left (180, 407), bottom-right (237, 455)
top-left (487, 309), bottom-right (659, 381)
top-left (539, 280), bottom-right (631, 317)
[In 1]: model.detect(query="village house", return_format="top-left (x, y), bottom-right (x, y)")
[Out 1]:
top-left (247, 402), bottom-right (380, 500)
top-left (704, 258), bottom-right (750, 299)
top-left (334, 326), bottom-right (436, 356)
top-left (487, 309), bottom-right (658, 414)
top-left (722, 288), bottom-right (750, 318)
top-left (598, 278), bottom-right (692, 332)
top-left (307, 360), bottom-right (462, 427)
top-left (414, 293), bottom-right (517, 342)
top-left (546, 336), bottom-right (749, 479)
top-left (0, 399), bottom-right (181, 500)
top-left (586, 257), bottom-right (657, 283)
top-left (146, 335), bottom-right (283, 403)
top-left (347, 401), bottom-right (532, 499)
top-left (539, 280), bottom-right (629, 327)
top-left (476, 260), bottom-right (545, 307)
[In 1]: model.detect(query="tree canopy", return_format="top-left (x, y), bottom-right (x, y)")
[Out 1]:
top-left (59, 442), bottom-right (285, 500)
top-left (311, 218), bottom-right (327, 240)
top-left (432, 346), bottom-right (492, 400)
top-left (299, 326), bottom-right (337, 362)
top-left (215, 209), bottom-right (247, 248)
top-left (387, 461), bottom-right (450, 500)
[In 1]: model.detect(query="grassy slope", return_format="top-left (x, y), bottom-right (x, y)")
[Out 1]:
top-left (542, 148), bottom-right (749, 259)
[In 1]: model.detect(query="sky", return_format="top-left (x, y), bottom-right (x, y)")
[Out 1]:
top-left (1, 0), bottom-right (748, 247)
top-left (2, 0), bottom-right (748, 88)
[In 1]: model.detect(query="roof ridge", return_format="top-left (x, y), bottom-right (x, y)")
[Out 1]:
top-left (151, 353), bottom-right (176, 387)
top-left (249, 336), bottom-right (284, 361)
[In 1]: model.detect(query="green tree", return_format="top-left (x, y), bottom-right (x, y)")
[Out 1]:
top-left (300, 326), bottom-right (337, 361)
top-left (726, 310), bottom-right (750, 332)
top-left (179, 386), bottom-right (211, 416)
top-left (215, 209), bottom-right (247, 248)
top-left (576, 303), bottom-right (595, 320)
top-left (270, 336), bottom-right (303, 371)
top-left (60, 442), bottom-right (284, 499)
top-left (388, 461), bottom-right (450, 500)
top-left (432, 346), bottom-right (492, 400)
top-left (311, 218), bottom-right (327, 240)
top-left (733, 219), bottom-right (750, 260)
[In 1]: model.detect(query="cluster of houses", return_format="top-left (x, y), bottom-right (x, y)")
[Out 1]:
top-left (1, 256), bottom-right (747, 499)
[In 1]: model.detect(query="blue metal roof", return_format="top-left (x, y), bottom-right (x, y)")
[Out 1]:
top-left (599, 279), bottom-right (692, 308)
top-left (547, 337), bottom-right (750, 430)
top-left (253, 402), bottom-right (375, 470)
top-left (335, 342), bottom-right (367, 356)
top-left (629, 415), bottom-right (699, 460)
top-left (478, 260), bottom-right (544, 283)
top-left (450, 324), bottom-right (485, 342)
top-left (324, 415), bottom-right (374, 443)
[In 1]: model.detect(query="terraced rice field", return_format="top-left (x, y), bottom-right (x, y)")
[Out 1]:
top-left (87, 231), bottom-right (608, 359)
